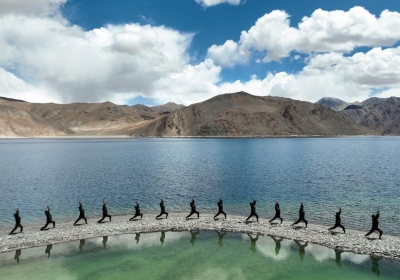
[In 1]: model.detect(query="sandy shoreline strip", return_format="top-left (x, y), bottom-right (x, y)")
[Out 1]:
top-left (1, 212), bottom-right (399, 261)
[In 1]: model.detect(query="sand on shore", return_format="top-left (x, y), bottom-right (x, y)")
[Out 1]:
top-left (1, 212), bottom-right (399, 261)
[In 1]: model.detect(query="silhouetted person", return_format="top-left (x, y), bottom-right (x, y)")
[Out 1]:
top-left (270, 236), bottom-right (283, 256)
top-left (135, 233), bottom-right (140, 244)
top-left (190, 229), bottom-right (199, 247)
top-left (186, 198), bottom-right (200, 219)
top-left (10, 208), bottom-right (23, 234)
top-left (102, 236), bottom-right (108, 248)
top-left (45, 244), bottom-right (52, 258)
top-left (214, 198), bottom-right (227, 219)
top-left (328, 208), bottom-right (345, 233)
top-left (156, 199), bottom-right (168, 219)
top-left (269, 202), bottom-right (283, 224)
top-left (74, 202), bottom-right (87, 225)
top-left (40, 206), bottom-right (55, 230)
top-left (79, 239), bottom-right (85, 252)
top-left (246, 200), bottom-right (258, 222)
top-left (292, 203), bottom-right (308, 227)
top-left (294, 240), bottom-right (308, 263)
top-left (98, 201), bottom-right (111, 223)
top-left (365, 211), bottom-right (383, 239)
top-left (129, 202), bottom-right (143, 221)
top-left (160, 231), bottom-right (165, 245)
top-left (247, 233), bottom-right (258, 253)
top-left (216, 230), bottom-right (226, 248)
top-left (371, 255), bottom-right (381, 277)
top-left (14, 249), bottom-right (21, 264)
top-left (334, 248), bottom-right (342, 269)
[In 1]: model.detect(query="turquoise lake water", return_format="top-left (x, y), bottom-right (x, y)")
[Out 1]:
top-left (0, 231), bottom-right (399, 280)
top-left (0, 137), bottom-right (399, 234)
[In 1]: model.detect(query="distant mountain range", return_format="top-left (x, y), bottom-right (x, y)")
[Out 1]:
top-left (1, 92), bottom-right (397, 137)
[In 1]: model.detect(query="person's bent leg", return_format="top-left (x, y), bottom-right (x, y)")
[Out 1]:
top-left (304, 218), bottom-right (308, 227)
top-left (98, 216), bottom-right (105, 223)
top-left (10, 224), bottom-right (18, 234)
top-left (84, 217), bottom-right (87, 224)
top-left (365, 228), bottom-right (374, 237)
top-left (339, 224), bottom-right (345, 233)
top-left (52, 220), bottom-right (55, 228)
top-left (20, 224), bottom-right (23, 232)
top-left (41, 221), bottom-right (50, 231)
top-left (222, 211), bottom-right (227, 219)
top-left (246, 214), bottom-right (253, 222)
top-left (269, 215), bottom-right (277, 223)
top-left (280, 217), bottom-right (283, 224)
top-left (74, 217), bottom-right (81, 225)
top-left (377, 228), bottom-right (383, 239)
top-left (292, 219), bottom-right (300, 226)
top-left (255, 213), bottom-right (259, 222)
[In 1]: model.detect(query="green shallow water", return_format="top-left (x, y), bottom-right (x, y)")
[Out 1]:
top-left (1, 231), bottom-right (399, 280)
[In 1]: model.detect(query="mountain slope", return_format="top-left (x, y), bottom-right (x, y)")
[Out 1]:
top-left (315, 97), bottom-right (349, 111)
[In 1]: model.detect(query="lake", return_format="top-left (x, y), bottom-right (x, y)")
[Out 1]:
top-left (0, 137), bottom-right (399, 234)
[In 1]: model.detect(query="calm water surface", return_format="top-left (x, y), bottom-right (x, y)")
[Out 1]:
top-left (0, 137), bottom-right (399, 234)
top-left (0, 231), bottom-right (399, 280)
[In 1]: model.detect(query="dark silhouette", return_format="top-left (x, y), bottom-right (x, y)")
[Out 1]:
top-left (371, 255), bottom-right (381, 277)
top-left (135, 233), bottom-right (140, 244)
top-left (214, 198), bottom-right (227, 219)
top-left (79, 239), bottom-right (85, 252)
top-left (129, 202), bottom-right (143, 221)
top-left (328, 208), bottom-right (345, 233)
top-left (294, 240), bottom-right (308, 263)
top-left (334, 248), bottom-right (342, 269)
top-left (186, 198), bottom-right (200, 219)
top-left (247, 233), bottom-right (258, 253)
top-left (156, 199), bottom-right (168, 219)
top-left (246, 200), bottom-right (258, 222)
top-left (292, 203), bottom-right (308, 227)
top-left (14, 249), bottom-right (21, 264)
top-left (74, 202), bottom-right (87, 225)
top-left (40, 206), bottom-right (55, 230)
top-left (365, 211), bottom-right (383, 239)
top-left (102, 236), bottom-right (108, 248)
top-left (159, 231), bottom-right (166, 245)
top-left (190, 229), bottom-right (200, 247)
top-left (98, 201), bottom-right (111, 223)
top-left (269, 202), bottom-right (283, 224)
top-left (216, 230), bottom-right (226, 248)
top-left (270, 236), bottom-right (283, 256)
top-left (45, 244), bottom-right (52, 258)
top-left (10, 208), bottom-right (23, 234)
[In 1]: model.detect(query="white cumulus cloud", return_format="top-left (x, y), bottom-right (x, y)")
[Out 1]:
top-left (195, 0), bottom-right (242, 8)
top-left (0, 0), bottom-right (66, 16)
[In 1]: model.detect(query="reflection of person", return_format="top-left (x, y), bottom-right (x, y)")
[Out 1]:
top-left (371, 255), bottom-right (381, 277)
top-left (130, 202), bottom-right (143, 221)
top-left (214, 198), bottom-right (227, 219)
top-left (292, 203), bottom-right (308, 227)
top-left (135, 233), bottom-right (140, 244)
top-left (40, 206), bottom-right (55, 230)
top-left (102, 236), bottom-right (108, 248)
top-left (79, 239), bottom-right (85, 252)
top-left (365, 211), bottom-right (383, 239)
top-left (247, 233), bottom-right (258, 253)
top-left (190, 229), bottom-right (200, 247)
top-left (45, 244), bottom-right (52, 258)
top-left (156, 199), bottom-right (168, 219)
top-left (246, 200), bottom-right (258, 222)
top-left (216, 231), bottom-right (226, 248)
top-left (98, 201), bottom-right (111, 223)
top-left (14, 249), bottom-right (21, 264)
top-left (74, 202), bottom-right (87, 225)
top-left (294, 240), bottom-right (308, 263)
top-left (270, 236), bottom-right (283, 256)
top-left (334, 248), bottom-right (342, 269)
top-left (160, 231), bottom-right (165, 245)
top-left (10, 208), bottom-right (23, 234)
top-left (186, 198), bottom-right (200, 219)
top-left (269, 202), bottom-right (283, 224)
top-left (328, 208), bottom-right (345, 233)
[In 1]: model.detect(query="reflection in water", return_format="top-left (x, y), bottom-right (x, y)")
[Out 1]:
top-left (160, 231), bottom-right (165, 246)
top-left (79, 239), bottom-right (85, 253)
top-left (14, 249), bottom-right (21, 264)
top-left (102, 236), bottom-right (108, 249)
top-left (247, 233), bottom-right (258, 254)
top-left (216, 231), bottom-right (226, 248)
top-left (135, 233), bottom-right (140, 244)
top-left (45, 244), bottom-right (52, 258)
top-left (294, 240), bottom-right (308, 263)
top-left (334, 248), bottom-right (342, 269)
top-left (190, 230), bottom-right (200, 247)
top-left (371, 255), bottom-right (382, 277)
top-left (270, 236), bottom-right (283, 256)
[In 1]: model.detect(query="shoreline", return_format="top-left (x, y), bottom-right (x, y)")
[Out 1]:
top-left (1, 213), bottom-right (399, 261)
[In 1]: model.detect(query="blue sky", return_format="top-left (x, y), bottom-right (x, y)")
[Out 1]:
top-left (1, 0), bottom-right (400, 105)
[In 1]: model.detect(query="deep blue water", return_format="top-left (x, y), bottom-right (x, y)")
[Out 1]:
top-left (0, 137), bottom-right (399, 234)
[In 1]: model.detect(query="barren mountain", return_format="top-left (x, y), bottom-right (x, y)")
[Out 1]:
top-left (315, 97), bottom-right (349, 111)
top-left (131, 92), bottom-right (375, 137)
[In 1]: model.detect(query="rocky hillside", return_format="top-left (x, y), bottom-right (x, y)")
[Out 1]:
top-left (131, 92), bottom-right (375, 137)
top-left (315, 97), bottom-right (349, 111)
